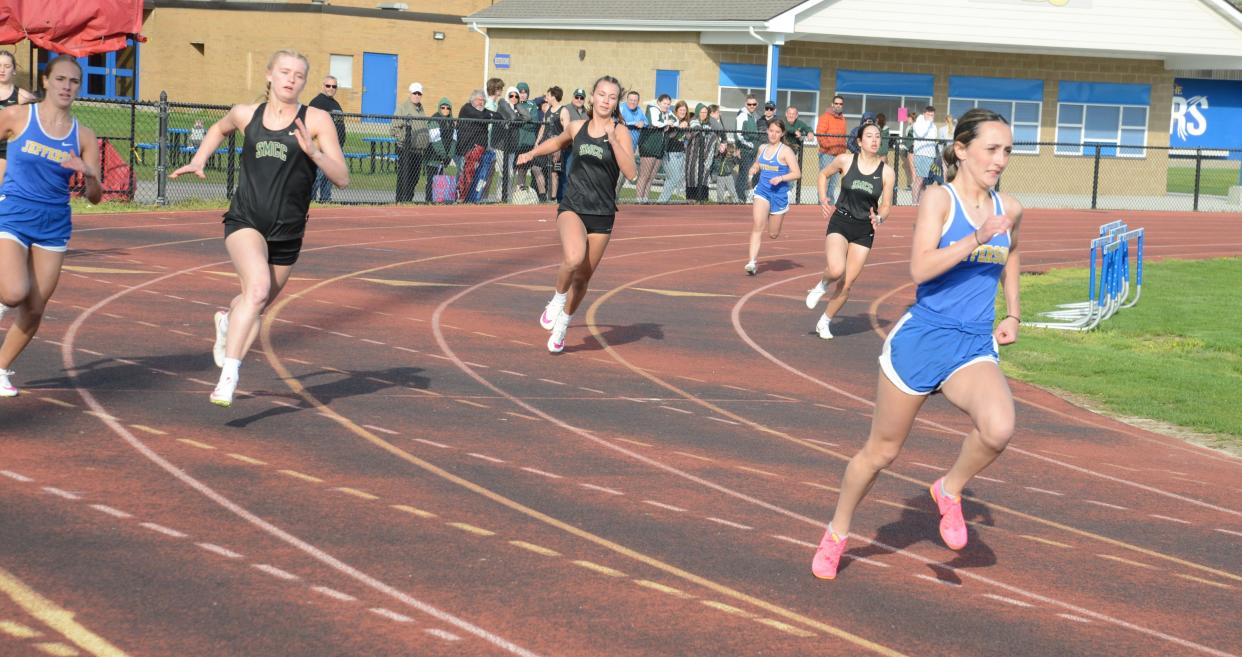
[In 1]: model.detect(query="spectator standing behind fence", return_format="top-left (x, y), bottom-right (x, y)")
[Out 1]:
top-left (514, 82), bottom-right (547, 202)
top-left (308, 75), bottom-right (346, 203)
top-left (392, 82), bottom-right (429, 203)
top-left (617, 90), bottom-right (645, 196)
top-left (535, 86), bottom-right (567, 201)
top-left (0, 51), bottom-right (36, 186)
top-left (685, 103), bottom-right (715, 202)
top-left (734, 94), bottom-right (759, 202)
top-left (425, 98), bottom-right (455, 203)
top-left (657, 100), bottom-right (690, 203)
top-left (493, 86), bottom-right (522, 201)
top-left (713, 141), bottom-right (740, 203)
top-left (635, 94), bottom-right (672, 203)
top-left (455, 89), bottom-right (495, 202)
top-left (816, 95), bottom-right (848, 202)
top-left (909, 105), bottom-right (939, 203)
top-left (784, 106), bottom-right (812, 202)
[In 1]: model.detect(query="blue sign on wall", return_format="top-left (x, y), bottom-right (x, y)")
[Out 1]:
top-left (494, 53), bottom-right (511, 70)
top-left (1171, 78), bottom-right (1242, 160)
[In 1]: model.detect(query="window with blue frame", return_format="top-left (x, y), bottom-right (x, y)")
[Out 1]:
top-left (948, 76), bottom-right (1043, 154)
top-left (718, 63), bottom-right (820, 118)
top-left (36, 39), bottom-right (140, 101)
top-left (834, 70), bottom-right (933, 129)
top-left (1055, 81), bottom-right (1150, 157)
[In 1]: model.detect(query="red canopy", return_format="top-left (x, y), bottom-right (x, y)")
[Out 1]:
top-left (0, 0), bottom-right (146, 57)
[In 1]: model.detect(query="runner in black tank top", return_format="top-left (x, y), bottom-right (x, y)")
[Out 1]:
top-left (805, 122), bottom-right (894, 339)
top-left (517, 75), bottom-right (637, 354)
top-left (225, 102), bottom-right (317, 242)
top-left (0, 86), bottom-right (21, 160)
top-left (171, 50), bottom-right (348, 407)
top-left (0, 50), bottom-right (36, 180)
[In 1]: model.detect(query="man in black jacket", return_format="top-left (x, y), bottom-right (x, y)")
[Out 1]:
top-left (308, 75), bottom-right (346, 202)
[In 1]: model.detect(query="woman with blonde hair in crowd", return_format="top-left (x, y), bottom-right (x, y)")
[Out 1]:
top-left (657, 100), bottom-right (690, 203)
top-left (171, 49), bottom-right (348, 407)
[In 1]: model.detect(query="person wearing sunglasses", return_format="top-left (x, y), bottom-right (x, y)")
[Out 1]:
top-left (733, 94), bottom-right (760, 202)
top-left (392, 82), bottom-right (430, 203)
top-left (815, 95), bottom-right (848, 203)
top-left (308, 75), bottom-right (346, 202)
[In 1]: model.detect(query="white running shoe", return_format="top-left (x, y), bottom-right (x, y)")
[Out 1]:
top-left (212, 311), bottom-right (229, 368)
top-left (0, 304), bottom-right (10, 323)
top-left (805, 283), bottom-right (827, 309)
top-left (547, 312), bottom-right (570, 353)
top-left (210, 374), bottom-right (238, 407)
top-left (539, 300), bottom-right (563, 331)
top-left (744, 261), bottom-right (757, 276)
top-left (0, 369), bottom-right (17, 397)
top-left (815, 314), bottom-right (834, 340)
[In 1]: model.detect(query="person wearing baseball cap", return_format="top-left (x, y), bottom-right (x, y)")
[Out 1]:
top-left (392, 82), bottom-right (429, 202)
top-left (513, 82), bottom-right (547, 201)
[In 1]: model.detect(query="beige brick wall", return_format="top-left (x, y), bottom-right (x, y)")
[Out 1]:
top-left (489, 30), bottom-right (1173, 196)
top-left (135, 7), bottom-right (484, 113)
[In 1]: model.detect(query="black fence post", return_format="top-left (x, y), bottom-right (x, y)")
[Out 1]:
top-left (1090, 144), bottom-right (1101, 210)
top-left (795, 143), bottom-right (804, 204)
top-left (1193, 148), bottom-right (1203, 212)
top-left (156, 91), bottom-right (169, 206)
top-left (226, 131), bottom-right (237, 200)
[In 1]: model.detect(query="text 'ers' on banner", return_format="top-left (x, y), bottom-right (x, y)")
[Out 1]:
top-left (1171, 78), bottom-right (1242, 161)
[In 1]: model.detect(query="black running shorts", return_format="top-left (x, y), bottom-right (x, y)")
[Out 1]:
top-left (827, 214), bottom-right (875, 248)
top-left (558, 209), bottom-right (615, 235)
top-left (224, 220), bottom-right (304, 266)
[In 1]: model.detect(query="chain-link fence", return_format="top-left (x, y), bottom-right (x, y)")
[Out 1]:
top-left (73, 95), bottom-right (1242, 213)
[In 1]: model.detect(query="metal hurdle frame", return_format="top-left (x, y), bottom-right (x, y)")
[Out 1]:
top-left (1028, 223), bottom-right (1144, 331)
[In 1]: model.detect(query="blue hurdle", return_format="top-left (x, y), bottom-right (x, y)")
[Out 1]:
top-left (1028, 222), bottom-right (1144, 331)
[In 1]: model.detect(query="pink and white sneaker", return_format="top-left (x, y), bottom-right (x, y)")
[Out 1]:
top-left (547, 311), bottom-right (569, 353)
top-left (931, 478), bottom-right (968, 550)
top-left (811, 525), bottom-right (847, 580)
top-left (0, 369), bottom-right (18, 397)
top-left (539, 299), bottom-right (564, 331)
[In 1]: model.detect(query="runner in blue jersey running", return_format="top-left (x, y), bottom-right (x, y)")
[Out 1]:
top-left (0, 56), bottom-right (102, 397)
top-left (744, 119), bottom-right (800, 275)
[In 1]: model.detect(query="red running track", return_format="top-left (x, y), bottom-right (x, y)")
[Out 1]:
top-left (0, 204), bottom-right (1240, 657)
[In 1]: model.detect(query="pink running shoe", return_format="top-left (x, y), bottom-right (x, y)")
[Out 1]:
top-left (811, 525), bottom-right (847, 580)
top-left (539, 300), bottom-right (563, 331)
top-left (930, 478), bottom-right (968, 550)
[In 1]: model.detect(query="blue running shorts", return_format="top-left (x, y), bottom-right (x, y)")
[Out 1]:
top-left (879, 305), bottom-right (999, 396)
top-left (753, 183), bottom-right (789, 215)
top-left (0, 194), bottom-right (72, 252)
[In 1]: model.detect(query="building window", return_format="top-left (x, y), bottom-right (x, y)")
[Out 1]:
top-left (836, 93), bottom-right (931, 127)
top-left (833, 69), bottom-right (935, 142)
top-left (1055, 81), bottom-right (1150, 157)
top-left (329, 54), bottom-right (354, 89)
top-left (719, 87), bottom-right (819, 118)
top-left (948, 99), bottom-right (1042, 154)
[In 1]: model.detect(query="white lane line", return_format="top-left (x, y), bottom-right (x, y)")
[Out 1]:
top-left (766, 393), bottom-right (797, 401)
top-left (472, 332), bottom-right (497, 338)
top-left (505, 411), bottom-right (540, 421)
top-left (40, 397), bottom-right (77, 408)
top-left (286, 357), bottom-right (311, 365)
top-left (253, 564), bottom-right (300, 581)
top-left (300, 324), bottom-right (323, 331)
top-left (42, 487), bottom-right (81, 500)
top-left (426, 353), bottom-right (452, 361)
top-left (644, 500), bottom-right (687, 513)
top-left (425, 628), bottom-right (462, 641)
top-left (1024, 486), bottom-right (1065, 497)
top-left (1, 470), bottom-right (33, 482)
top-left (499, 370), bottom-right (527, 377)
top-left (974, 475), bottom-right (1006, 484)
top-left (413, 438), bottom-right (451, 449)
top-left (395, 346), bottom-right (420, 354)
top-left (164, 295), bottom-right (184, 300)
top-left (538, 378), bottom-right (566, 386)
top-left (469, 453), bottom-right (506, 464)
top-left (723, 384), bottom-right (749, 392)
top-left (773, 535), bottom-right (816, 549)
top-left (141, 522), bottom-right (188, 538)
top-left (622, 397), bottom-right (647, 404)
top-left (660, 406), bottom-right (693, 415)
top-left (187, 378), bottom-right (214, 386)
top-left (464, 361), bottom-right (489, 369)
top-left (708, 417), bottom-right (740, 425)
top-left (814, 403), bottom-right (847, 412)
top-left (78, 348), bottom-right (103, 356)
top-left (1058, 614), bottom-right (1092, 624)
top-left (916, 574), bottom-right (961, 587)
top-left (197, 543), bottom-right (243, 559)
top-left (520, 467), bottom-right (563, 480)
top-left (1086, 499), bottom-right (1128, 510)
top-left (1149, 514), bottom-right (1192, 525)
top-left (674, 451), bottom-right (714, 463)
top-left (370, 608), bottom-right (413, 623)
top-left (329, 331), bottom-right (354, 338)
top-left (362, 339), bottom-right (387, 346)
top-left (579, 387), bottom-right (605, 394)
top-left (1215, 528), bottom-right (1242, 538)
top-left (90, 504), bottom-right (132, 519)
top-left (363, 424), bottom-right (399, 435)
top-left (366, 377), bottom-right (394, 385)
top-left (707, 517), bottom-right (753, 530)
top-left (169, 330), bottom-right (194, 337)
top-left (804, 438), bottom-right (839, 448)
top-left (844, 555), bottom-right (891, 569)
top-left (270, 400), bottom-right (299, 409)
top-left (983, 593), bottom-right (1034, 608)
top-left (311, 585), bottom-right (357, 602)
top-left (910, 462), bottom-right (942, 471)
top-left (580, 483), bottom-right (623, 496)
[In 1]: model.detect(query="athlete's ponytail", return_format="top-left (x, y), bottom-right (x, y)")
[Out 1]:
top-left (943, 108), bottom-right (1007, 183)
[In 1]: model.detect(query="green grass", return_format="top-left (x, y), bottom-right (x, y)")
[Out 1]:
top-left (1000, 258), bottom-right (1242, 447)
top-left (71, 198), bottom-right (229, 214)
top-left (1166, 164), bottom-right (1240, 195)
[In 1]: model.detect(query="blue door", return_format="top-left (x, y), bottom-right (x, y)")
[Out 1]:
top-left (362, 52), bottom-right (398, 122)
top-left (655, 70), bottom-right (680, 99)
top-left (45, 39), bottom-right (140, 100)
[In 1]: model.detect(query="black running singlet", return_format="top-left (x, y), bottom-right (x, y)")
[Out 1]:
top-left (561, 122), bottom-right (621, 216)
top-left (0, 86), bottom-right (22, 159)
top-left (224, 103), bottom-right (317, 240)
top-left (833, 154), bottom-right (885, 223)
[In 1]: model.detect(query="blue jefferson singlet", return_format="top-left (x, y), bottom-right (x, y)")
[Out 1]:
top-left (755, 142), bottom-right (789, 193)
top-left (1, 105), bottom-right (79, 206)
top-left (914, 183), bottom-right (1011, 325)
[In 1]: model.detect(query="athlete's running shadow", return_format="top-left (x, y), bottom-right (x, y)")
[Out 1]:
top-left (807, 314), bottom-right (890, 338)
top-left (567, 322), bottom-right (664, 353)
top-left (841, 490), bottom-right (996, 583)
top-left (756, 258), bottom-right (802, 274)
top-left (226, 366), bottom-right (430, 429)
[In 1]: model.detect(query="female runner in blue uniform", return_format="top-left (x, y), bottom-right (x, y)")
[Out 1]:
top-left (172, 50), bottom-right (348, 406)
top-left (518, 75), bottom-right (636, 354)
top-left (811, 109), bottom-right (1023, 579)
top-left (806, 122), bottom-right (894, 338)
top-left (0, 56), bottom-right (102, 397)
top-left (744, 119), bottom-right (800, 275)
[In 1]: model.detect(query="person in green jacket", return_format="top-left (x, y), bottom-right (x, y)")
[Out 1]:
top-left (514, 81), bottom-right (547, 201)
top-left (424, 97), bottom-right (456, 203)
